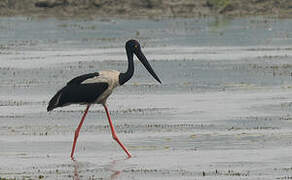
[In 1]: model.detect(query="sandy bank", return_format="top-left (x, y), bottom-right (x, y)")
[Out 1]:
top-left (0, 0), bottom-right (292, 18)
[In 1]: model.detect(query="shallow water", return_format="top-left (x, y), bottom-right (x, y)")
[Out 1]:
top-left (1, 17), bottom-right (292, 179)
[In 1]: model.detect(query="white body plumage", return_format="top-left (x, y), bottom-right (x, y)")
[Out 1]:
top-left (82, 70), bottom-right (120, 104)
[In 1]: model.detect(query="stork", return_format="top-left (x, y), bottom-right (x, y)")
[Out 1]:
top-left (47, 39), bottom-right (161, 159)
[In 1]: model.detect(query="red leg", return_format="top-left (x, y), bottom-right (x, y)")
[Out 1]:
top-left (103, 104), bottom-right (132, 158)
top-left (71, 105), bottom-right (90, 159)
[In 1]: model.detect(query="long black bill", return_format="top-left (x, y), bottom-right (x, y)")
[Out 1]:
top-left (135, 49), bottom-right (161, 83)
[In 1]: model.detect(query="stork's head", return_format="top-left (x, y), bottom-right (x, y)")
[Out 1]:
top-left (125, 39), bottom-right (161, 84)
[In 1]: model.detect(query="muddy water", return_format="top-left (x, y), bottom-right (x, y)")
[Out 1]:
top-left (1, 17), bottom-right (292, 179)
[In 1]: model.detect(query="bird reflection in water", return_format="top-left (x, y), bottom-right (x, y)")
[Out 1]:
top-left (72, 159), bottom-right (125, 180)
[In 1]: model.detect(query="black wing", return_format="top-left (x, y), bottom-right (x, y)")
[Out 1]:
top-left (67, 72), bottom-right (99, 85)
top-left (47, 82), bottom-right (108, 111)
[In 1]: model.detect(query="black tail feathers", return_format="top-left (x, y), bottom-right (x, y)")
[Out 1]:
top-left (47, 90), bottom-right (62, 112)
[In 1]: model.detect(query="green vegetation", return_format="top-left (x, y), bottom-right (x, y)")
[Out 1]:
top-left (0, 178), bottom-right (16, 180)
top-left (206, 0), bottom-right (231, 12)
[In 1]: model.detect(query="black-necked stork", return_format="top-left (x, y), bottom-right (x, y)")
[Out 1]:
top-left (47, 39), bottom-right (161, 159)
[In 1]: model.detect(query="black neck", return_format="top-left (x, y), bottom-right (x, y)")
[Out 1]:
top-left (119, 48), bottom-right (134, 85)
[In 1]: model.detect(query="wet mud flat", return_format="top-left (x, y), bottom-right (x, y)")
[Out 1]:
top-left (1, 17), bottom-right (292, 179)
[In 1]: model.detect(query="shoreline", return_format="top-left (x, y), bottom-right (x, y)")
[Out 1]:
top-left (0, 0), bottom-right (292, 19)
